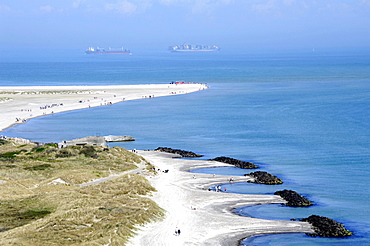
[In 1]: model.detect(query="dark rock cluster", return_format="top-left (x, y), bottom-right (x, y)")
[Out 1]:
top-left (274, 189), bottom-right (313, 207)
top-left (155, 147), bottom-right (203, 157)
top-left (208, 156), bottom-right (258, 169)
top-left (300, 215), bottom-right (353, 237)
top-left (245, 171), bottom-right (283, 185)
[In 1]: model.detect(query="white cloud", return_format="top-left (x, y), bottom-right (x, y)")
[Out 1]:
top-left (0, 4), bottom-right (11, 12)
top-left (103, 0), bottom-right (152, 14)
top-left (73, 0), bottom-right (85, 8)
top-left (105, 1), bottom-right (138, 14)
top-left (360, 0), bottom-right (370, 7)
top-left (159, 0), bottom-right (177, 4)
top-left (283, 0), bottom-right (295, 6)
top-left (251, 0), bottom-right (277, 14)
top-left (190, 0), bottom-right (234, 14)
top-left (40, 5), bottom-right (53, 13)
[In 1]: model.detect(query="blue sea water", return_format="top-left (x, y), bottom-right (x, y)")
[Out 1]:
top-left (1, 48), bottom-right (370, 245)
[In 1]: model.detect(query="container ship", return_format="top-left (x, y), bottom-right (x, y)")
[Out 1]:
top-left (85, 47), bottom-right (132, 55)
top-left (169, 44), bottom-right (219, 53)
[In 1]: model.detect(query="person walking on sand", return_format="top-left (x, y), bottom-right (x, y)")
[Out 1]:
top-left (177, 228), bottom-right (181, 236)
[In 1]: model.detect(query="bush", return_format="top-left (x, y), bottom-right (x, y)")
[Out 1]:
top-left (24, 164), bottom-right (52, 171)
top-left (35, 147), bottom-right (46, 153)
top-left (79, 146), bottom-right (98, 159)
top-left (0, 151), bottom-right (22, 159)
top-left (56, 149), bottom-right (75, 158)
top-left (45, 143), bottom-right (58, 148)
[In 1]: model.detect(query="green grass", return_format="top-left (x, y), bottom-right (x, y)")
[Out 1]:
top-left (0, 139), bottom-right (8, 145)
top-left (0, 150), bottom-right (22, 159)
top-left (24, 164), bottom-right (53, 171)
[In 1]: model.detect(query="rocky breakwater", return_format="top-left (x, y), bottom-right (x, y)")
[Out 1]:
top-left (301, 215), bottom-right (353, 237)
top-left (274, 189), bottom-right (313, 207)
top-left (245, 171), bottom-right (283, 185)
top-left (155, 147), bottom-right (203, 157)
top-left (209, 156), bottom-right (258, 169)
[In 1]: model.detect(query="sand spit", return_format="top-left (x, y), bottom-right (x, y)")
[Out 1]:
top-left (0, 83), bottom-right (208, 132)
top-left (128, 151), bottom-right (314, 246)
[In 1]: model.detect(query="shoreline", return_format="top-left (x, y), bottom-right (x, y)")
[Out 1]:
top-left (128, 151), bottom-right (314, 245)
top-left (0, 83), bottom-right (208, 132)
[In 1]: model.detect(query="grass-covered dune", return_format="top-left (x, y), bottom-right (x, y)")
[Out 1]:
top-left (0, 138), bottom-right (164, 245)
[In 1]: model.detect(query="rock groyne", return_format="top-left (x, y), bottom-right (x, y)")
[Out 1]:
top-left (245, 171), bottom-right (283, 185)
top-left (274, 189), bottom-right (313, 207)
top-left (155, 147), bottom-right (203, 157)
top-left (209, 156), bottom-right (258, 169)
top-left (301, 215), bottom-right (353, 237)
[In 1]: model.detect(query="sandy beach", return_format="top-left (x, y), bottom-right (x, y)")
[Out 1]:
top-left (0, 83), bottom-right (208, 132)
top-left (127, 151), bottom-right (314, 245)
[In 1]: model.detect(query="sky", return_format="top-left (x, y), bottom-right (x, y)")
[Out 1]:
top-left (1, 0), bottom-right (370, 51)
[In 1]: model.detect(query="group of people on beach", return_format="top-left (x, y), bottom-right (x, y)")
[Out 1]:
top-left (39, 103), bottom-right (63, 110)
top-left (15, 118), bottom-right (27, 123)
top-left (211, 185), bottom-right (226, 192)
top-left (175, 227), bottom-right (181, 236)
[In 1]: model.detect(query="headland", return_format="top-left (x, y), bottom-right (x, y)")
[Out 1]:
top-left (0, 83), bottom-right (208, 132)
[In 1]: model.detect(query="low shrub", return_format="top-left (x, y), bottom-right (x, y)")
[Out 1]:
top-left (0, 151), bottom-right (22, 159)
top-left (79, 146), bottom-right (98, 159)
top-left (24, 164), bottom-right (52, 171)
top-left (45, 143), bottom-right (58, 148)
top-left (56, 149), bottom-right (75, 158)
top-left (34, 147), bottom-right (45, 153)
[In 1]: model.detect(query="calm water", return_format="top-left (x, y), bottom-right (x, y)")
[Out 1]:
top-left (1, 48), bottom-right (370, 245)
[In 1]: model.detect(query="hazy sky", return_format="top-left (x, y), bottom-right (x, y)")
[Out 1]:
top-left (1, 0), bottom-right (370, 50)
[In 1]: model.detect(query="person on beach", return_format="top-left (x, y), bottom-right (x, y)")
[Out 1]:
top-left (177, 228), bottom-right (181, 236)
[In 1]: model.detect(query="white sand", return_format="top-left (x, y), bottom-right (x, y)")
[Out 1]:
top-left (0, 83), bottom-right (208, 132)
top-left (127, 151), bottom-right (314, 246)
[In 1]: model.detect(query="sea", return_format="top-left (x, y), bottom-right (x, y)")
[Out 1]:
top-left (1, 47), bottom-right (370, 245)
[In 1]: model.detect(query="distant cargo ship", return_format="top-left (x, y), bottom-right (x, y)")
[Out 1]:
top-left (169, 44), bottom-right (220, 53)
top-left (85, 47), bottom-right (132, 55)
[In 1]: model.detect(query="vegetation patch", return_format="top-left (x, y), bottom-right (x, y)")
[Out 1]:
top-left (79, 145), bottom-right (98, 158)
top-left (55, 148), bottom-right (77, 158)
top-left (0, 197), bottom-right (55, 232)
top-left (0, 139), bottom-right (9, 145)
top-left (0, 151), bottom-right (22, 159)
top-left (34, 147), bottom-right (46, 153)
top-left (45, 143), bottom-right (58, 148)
top-left (24, 164), bottom-right (53, 171)
top-left (0, 138), bottom-right (162, 245)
